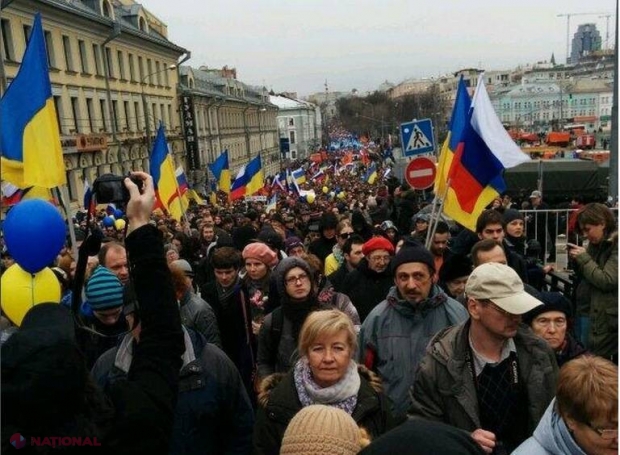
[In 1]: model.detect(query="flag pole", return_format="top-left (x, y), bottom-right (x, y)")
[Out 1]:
top-left (424, 195), bottom-right (440, 247)
top-left (425, 180), bottom-right (450, 250)
top-left (55, 186), bottom-right (79, 260)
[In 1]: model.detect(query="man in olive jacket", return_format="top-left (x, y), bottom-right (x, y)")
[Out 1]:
top-left (410, 263), bottom-right (558, 455)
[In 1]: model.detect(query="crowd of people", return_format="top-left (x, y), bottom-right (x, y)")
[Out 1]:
top-left (0, 145), bottom-right (617, 455)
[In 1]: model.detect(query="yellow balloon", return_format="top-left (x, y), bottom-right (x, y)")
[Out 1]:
top-left (337, 191), bottom-right (346, 199)
top-left (307, 192), bottom-right (316, 204)
top-left (1, 264), bottom-right (61, 326)
top-left (322, 186), bottom-right (329, 194)
top-left (114, 218), bottom-right (126, 230)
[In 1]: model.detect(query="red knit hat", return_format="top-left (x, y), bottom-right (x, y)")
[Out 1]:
top-left (242, 242), bottom-right (278, 268)
top-left (362, 236), bottom-right (395, 256)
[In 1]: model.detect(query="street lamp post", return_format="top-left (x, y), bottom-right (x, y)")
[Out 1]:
top-left (141, 64), bottom-right (176, 151)
top-left (102, 22), bottom-right (121, 143)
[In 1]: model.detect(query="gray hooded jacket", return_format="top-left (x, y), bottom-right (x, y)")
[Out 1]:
top-left (357, 284), bottom-right (468, 420)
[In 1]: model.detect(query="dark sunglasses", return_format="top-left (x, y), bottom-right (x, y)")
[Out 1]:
top-left (339, 232), bottom-right (352, 240)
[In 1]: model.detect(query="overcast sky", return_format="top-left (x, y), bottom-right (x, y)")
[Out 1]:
top-left (146, 0), bottom-right (616, 97)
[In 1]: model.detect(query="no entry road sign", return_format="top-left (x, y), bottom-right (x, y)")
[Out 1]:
top-left (405, 157), bottom-right (436, 190)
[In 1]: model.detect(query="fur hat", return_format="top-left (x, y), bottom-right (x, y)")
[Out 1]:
top-left (391, 246), bottom-right (435, 276)
top-left (280, 405), bottom-right (361, 455)
top-left (362, 236), bottom-right (395, 256)
top-left (242, 242), bottom-right (278, 268)
top-left (85, 266), bottom-right (124, 310)
top-left (274, 257), bottom-right (313, 297)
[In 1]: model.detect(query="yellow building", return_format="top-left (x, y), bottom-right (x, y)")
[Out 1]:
top-left (1, 0), bottom-right (188, 206)
top-left (179, 66), bottom-right (281, 180)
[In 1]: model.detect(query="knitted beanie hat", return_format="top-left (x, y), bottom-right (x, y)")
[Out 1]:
top-left (242, 242), bottom-right (278, 268)
top-left (502, 209), bottom-right (524, 226)
top-left (391, 246), bottom-right (435, 276)
top-left (85, 266), bottom-right (123, 310)
top-left (280, 405), bottom-right (361, 455)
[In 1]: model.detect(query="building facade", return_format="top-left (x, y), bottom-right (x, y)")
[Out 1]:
top-left (178, 66), bottom-right (280, 183)
top-left (269, 94), bottom-right (321, 162)
top-left (1, 0), bottom-right (188, 206)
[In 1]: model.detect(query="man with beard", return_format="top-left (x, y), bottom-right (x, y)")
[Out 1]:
top-left (429, 221), bottom-right (452, 279)
top-left (358, 246), bottom-right (468, 422)
top-left (340, 236), bottom-right (395, 322)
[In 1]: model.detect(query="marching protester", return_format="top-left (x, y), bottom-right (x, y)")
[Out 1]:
top-left (254, 309), bottom-right (394, 455)
top-left (410, 263), bottom-right (558, 454)
top-left (341, 236), bottom-right (395, 322)
top-left (2, 172), bottom-right (186, 454)
top-left (359, 245), bottom-right (468, 422)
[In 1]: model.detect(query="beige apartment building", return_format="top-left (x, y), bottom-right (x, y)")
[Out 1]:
top-left (1, 0), bottom-right (188, 205)
top-left (179, 66), bottom-right (281, 180)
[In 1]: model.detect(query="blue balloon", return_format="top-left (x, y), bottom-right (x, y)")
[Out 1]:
top-left (113, 209), bottom-right (124, 219)
top-left (3, 199), bottom-right (66, 274)
top-left (102, 216), bottom-right (115, 227)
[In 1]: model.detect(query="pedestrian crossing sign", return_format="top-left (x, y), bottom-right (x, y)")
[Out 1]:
top-left (400, 119), bottom-right (435, 157)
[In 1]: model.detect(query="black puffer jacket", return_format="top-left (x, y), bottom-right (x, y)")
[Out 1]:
top-left (252, 365), bottom-right (394, 455)
top-left (340, 258), bottom-right (393, 322)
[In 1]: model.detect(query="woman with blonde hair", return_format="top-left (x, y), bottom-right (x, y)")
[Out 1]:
top-left (254, 309), bottom-right (393, 455)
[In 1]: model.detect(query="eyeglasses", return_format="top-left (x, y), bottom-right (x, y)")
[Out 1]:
top-left (533, 317), bottom-right (567, 329)
top-left (285, 273), bottom-right (309, 285)
top-left (587, 422), bottom-right (618, 440)
top-left (368, 255), bottom-right (391, 263)
top-left (339, 232), bottom-right (353, 240)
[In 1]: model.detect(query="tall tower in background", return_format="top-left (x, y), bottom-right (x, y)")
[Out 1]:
top-left (571, 23), bottom-right (603, 63)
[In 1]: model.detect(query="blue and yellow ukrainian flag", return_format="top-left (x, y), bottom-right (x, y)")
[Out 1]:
top-left (149, 124), bottom-right (184, 221)
top-left (245, 154), bottom-right (264, 196)
top-left (0, 13), bottom-right (66, 189)
top-left (208, 150), bottom-right (231, 195)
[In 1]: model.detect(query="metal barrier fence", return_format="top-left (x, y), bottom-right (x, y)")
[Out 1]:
top-left (519, 207), bottom-right (618, 297)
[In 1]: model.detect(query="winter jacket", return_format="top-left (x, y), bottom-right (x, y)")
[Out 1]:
top-left (92, 327), bottom-right (254, 455)
top-left (253, 365), bottom-right (395, 455)
top-left (179, 289), bottom-right (221, 348)
top-left (358, 285), bottom-right (468, 421)
top-left (308, 235), bottom-right (337, 263)
top-left (341, 258), bottom-right (394, 322)
top-left (410, 320), bottom-right (558, 440)
top-left (574, 232), bottom-right (618, 360)
top-left (75, 312), bottom-right (128, 369)
top-left (200, 280), bottom-right (256, 404)
top-left (554, 332), bottom-right (588, 368)
top-left (256, 291), bottom-right (361, 379)
top-left (1, 224), bottom-right (185, 455)
top-left (328, 261), bottom-right (353, 293)
top-left (512, 399), bottom-right (586, 455)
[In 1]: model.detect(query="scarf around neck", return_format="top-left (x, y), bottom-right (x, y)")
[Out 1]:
top-left (216, 275), bottom-right (240, 305)
top-left (293, 357), bottom-right (360, 415)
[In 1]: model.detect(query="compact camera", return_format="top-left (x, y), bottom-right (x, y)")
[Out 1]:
top-left (92, 173), bottom-right (143, 204)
